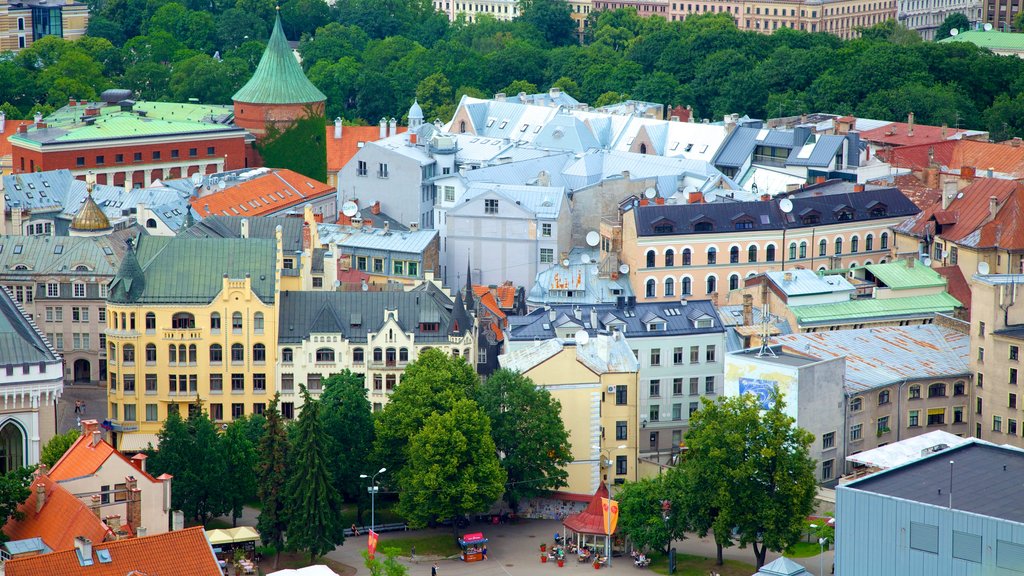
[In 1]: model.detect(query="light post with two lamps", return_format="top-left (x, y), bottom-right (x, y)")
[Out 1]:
top-left (809, 523), bottom-right (828, 576)
top-left (360, 467), bottom-right (387, 533)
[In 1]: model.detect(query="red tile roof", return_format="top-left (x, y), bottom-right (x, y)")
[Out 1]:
top-left (3, 474), bottom-right (111, 551)
top-left (887, 140), bottom-right (1024, 178)
top-left (191, 168), bottom-right (334, 218)
top-left (563, 483), bottom-right (612, 533)
top-left (935, 266), bottom-right (971, 320)
top-left (49, 429), bottom-right (160, 484)
top-left (326, 125), bottom-right (406, 173)
top-left (895, 179), bottom-right (1021, 244)
top-left (859, 122), bottom-right (966, 148)
top-left (472, 286), bottom-right (507, 321)
top-left (885, 174), bottom-right (942, 210)
top-left (5, 526), bottom-right (220, 576)
top-left (978, 186), bottom-right (1024, 250)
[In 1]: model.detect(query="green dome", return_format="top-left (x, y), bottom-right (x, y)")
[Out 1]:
top-left (232, 14), bottom-right (326, 105)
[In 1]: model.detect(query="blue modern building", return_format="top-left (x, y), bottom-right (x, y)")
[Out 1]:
top-left (836, 440), bottom-right (1024, 575)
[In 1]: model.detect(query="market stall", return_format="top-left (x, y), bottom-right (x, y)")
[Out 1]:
top-left (458, 532), bottom-right (488, 562)
top-left (206, 526), bottom-right (261, 566)
top-left (560, 483), bottom-right (617, 568)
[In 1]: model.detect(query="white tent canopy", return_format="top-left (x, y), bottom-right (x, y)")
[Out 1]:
top-left (267, 566), bottom-right (341, 576)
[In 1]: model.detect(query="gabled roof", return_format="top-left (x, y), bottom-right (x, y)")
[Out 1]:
top-left (893, 178), bottom-right (1021, 244)
top-left (309, 304), bottom-right (346, 335)
top-left (326, 125), bottom-right (406, 173)
top-left (562, 483), bottom-right (613, 533)
top-left (935, 265), bottom-right (971, 320)
top-left (3, 475), bottom-right (110, 552)
top-left (180, 214), bottom-right (304, 253)
top-left (232, 15), bottom-right (325, 105)
top-left (863, 261), bottom-right (946, 290)
top-left (887, 139), bottom-right (1024, 178)
top-left (0, 234), bottom-right (121, 278)
top-left (0, 285), bottom-right (59, 365)
top-left (49, 426), bottom-right (160, 484)
top-left (190, 169), bottom-right (334, 218)
top-left (4, 526), bottom-right (220, 576)
top-left (977, 186), bottom-right (1024, 250)
top-left (788, 292), bottom-right (961, 326)
top-left (859, 120), bottom-right (970, 147)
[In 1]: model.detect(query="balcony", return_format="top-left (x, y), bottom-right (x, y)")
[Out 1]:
top-left (752, 154), bottom-right (787, 168)
top-left (368, 360), bottom-right (405, 369)
top-left (163, 328), bottom-right (203, 341)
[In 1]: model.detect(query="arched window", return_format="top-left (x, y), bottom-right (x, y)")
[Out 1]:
top-left (210, 344), bottom-right (223, 363)
top-left (851, 236), bottom-right (859, 253)
top-left (878, 390), bottom-right (890, 405)
top-left (353, 348), bottom-right (364, 363)
top-left (0, 422), bottom-right (25, 474)
top-left (766, 245), bottom-right (776, 262)
top-left (232, 312), bottom-right (243, 332)
top-left (399, 348), bottom-right (409, 362)
top-left (664, 277), bottom-right (675, 297)
top-left (819, 239), bottom-right (827, 257)
top-left (835, 238), bottom-right (843, 255)
top-left (646, 250), bottom-right (656, 268)
top-left (373, 348), bottom-right (383, 362)
top-left (188, 344), bottom-right (197, 364)
top-left (850, 397), bottom-right (862, 411)
top-left (211, 312), bottom-right (221, 331)
top-left (253, 312), bottom-right (264, 334)
top-left (928, 383), bottom-right (946, 398)
top-left (706, 276), bottom-right (717, 294)
top-left (231, 343), bottom-right (244, 363)
top-left (168, 344), bottom-right (176, 363)
top-left (452, 348), bottom-right (460, 358)
top-left (880, 232), bottom-right (889, 250)
top-left (799, 241), bottom-right (807, 259)
top-left (282, 348), bottom-right (293, 363)
top-left (789, 242), bottom-right (797, 260)
top-left (178, 345), bottom-right (186, 362)
top-left (865, 234), bottom-right (874, 251)
top-left (681, 277), bottom-right (692, 295)
top-left (252, 343), bottom-right (265, 363)
top-left (646, 279), bottom-right (656, 297)
top-left (146, 218), bottom-right (157, 228)
top-left (145, 344), bottom-right (156, 363)
top-left (123, 344), bottom-right (135, 364)
top-left (315, 347), bottom-right (334, 362)
top-left (171, 312), bottom-right (195, 329)
top-left (729, 274), bottom-right (739, 290)
top-left (748, 245), bottom-right (758, 262)
top-left (639, 143), bottom-right (648, 154)
top-left (707, 247), bottom-right (717, 265)
top-left (145, 312), bottom-right (155, 331)
top-left (729, 246), bottom-right (739, 263)
top-left (682, 248), bottom-right (692, 266)
top-left (386, 348), bottom-right (397, 365)
top-left (459, 120), bottom-right (466, 133)
top-left (665, 249), bottom-right (674, 267)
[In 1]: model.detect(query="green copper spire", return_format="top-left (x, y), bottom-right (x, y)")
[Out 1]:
top-left (232, 14), bottom-right (326, 105)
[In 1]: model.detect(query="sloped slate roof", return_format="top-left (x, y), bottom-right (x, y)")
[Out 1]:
top-left (278, 290), bottom-right (456, 344)
top-left (232, 15), bottom-right (326, 105)
top-left (0, 286), bottom-right (57, 365)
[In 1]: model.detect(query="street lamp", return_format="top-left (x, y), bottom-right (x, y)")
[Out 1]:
top-left (818, 537), bottom-right (827, 576)
top-left (359, 467), bottom-right (387, 533)
top-left (592, 444), bottom-right (628, 469)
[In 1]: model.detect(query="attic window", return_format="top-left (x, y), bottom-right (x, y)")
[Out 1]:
top-left (685, 143), bottom-right (693, 152)
top-left (647, 322), bottom-right (666, 332)
top-left (654, 223), bottom-right (674, 233)
top-left (420, 322), bottom-right (439, 332)
top-left (53, 245), bottom-right (63, 254)
top-left (499, 120), bottom-right (508, 129)
top-left (869, 204), bottom-right (888, 217)
top-left (695, 318), bottom-right (714, 328)
top-left (486, 118), bottom-right (495, 127)
top-left (834, 206), bottom-right (853, 221)
top-left (534, 125), bottom-right (542, 134)
top-left (735, 219), bottom-right (753, 230)
top-left (694, 221), bottom-right (713, 232)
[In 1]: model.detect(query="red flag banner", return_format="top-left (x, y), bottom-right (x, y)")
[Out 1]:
top-left (368, 530), bottom-right (379, 558)
top-left (601, 498), bottom-right (620, 535)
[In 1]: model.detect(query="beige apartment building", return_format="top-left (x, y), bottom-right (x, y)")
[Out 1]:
top-left (969, 274), bottom-right (1024, 446)
top-left (0, 0), bottom-right (89, 52)
top-left (662, 0), bottom-right (897, 38)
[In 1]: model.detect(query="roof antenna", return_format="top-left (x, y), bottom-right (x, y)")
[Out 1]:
top-left (755, 302), bottom-right (777, 358)
top-left (948, 460), bottom-right (954, 509)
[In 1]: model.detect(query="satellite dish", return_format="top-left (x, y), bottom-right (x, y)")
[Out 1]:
top-left (575, 330), bottom-right (590, 346)
top-left (950, 28), bottom-right (959, 36)
top-left (561, 258), bottom-right (570, 267)
top-left (342, 201), bottom-right (358, 217)
top-left (585, 230), bottom-right (600, 247)
top-left (619, 264), bottom-right (630, 274)
top-left (218, 180), bottom-right (226, 190)
top-left (581, 254), bottom-right (591, 264)
top-left (190, 172), bottom-right (203, 186)
top-left (978, 261), bottom-right (991, 274)
top-left (703, 191), bottom-right (718, 203)
top-left (779, 198), bottom-right (794, 213)
top-left (361, 280), bottom-right (369, 292)
top-left (922, 256), bottom-right (933, 267)
top-left (984, 23), bottom-right (993, 31)
top-left (354, 211), bottom-right (362, 220)
top-left (644, 187), bottom-right (657, 199)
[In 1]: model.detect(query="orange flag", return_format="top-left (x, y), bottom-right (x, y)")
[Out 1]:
top-left (368, 530), bottom-right (379, 558)
top-left (601, 498), bottom-right (619, 535)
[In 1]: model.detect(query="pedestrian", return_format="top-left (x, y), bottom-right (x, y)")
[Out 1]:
top-left (351, 523), bottom-right (360, 536)
top-left (411, 544), bottom-right (415, 561)
top-left (74, 401), bottom-right (81, 414)
top-left (482, 545), bottom-right (487, 560)
top-left (431, 562), bottom-right (438, 576)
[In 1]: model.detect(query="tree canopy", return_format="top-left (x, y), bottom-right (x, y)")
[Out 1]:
top-left (148, 409), bottom-right (230, 526)
top-left (0, 467), bottom-right (34, 543)
top-left (320, 371), bottom-right (374, 523)
top-left (39, 428), bottom-right (80, 469)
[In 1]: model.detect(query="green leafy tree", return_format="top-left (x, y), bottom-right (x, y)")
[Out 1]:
top-left (858, 19), bottom-right (922, 45)
top-left (40, 429), bottom-right (80, 469)
top-left (257, 110), bottom-right (328, 182)
top-left (287, 387), bottom-right (345, 560)
top-left (397, 399), bottom-right (506, 530)
top-left (985, 92), bottom-right (1024, 140)
top-left (373, 348), bottom-right (478, 476)
top-left (298, 22), bottom-right (370, 71)
top-left (1016, 10), bottom-right (1024, 32)
top-left (518, 0), bottom-right (577, 47)
top-left (223, 417), bottom-right (258, 526)
top-left (362, 547), bottom-right (408, 576)
top-left (935, 13), bottom-right (970, 40)
top-left (477, 370), bottom-right (572, 512)
top-left (0, 467), bottom-right (34, 543)
top-left (257, 395), bottom-right (291, 565)
top-left (500, 79), bottom-right (539, 97)
top-left (415, 72), bottom-right (454, 122)
top-left (616, 475), bottom-right (686, 556)
top-left (321, 371), bottom-right (374, 523)
top-left (149, 409), bottom-right (230, 526)
top-left (280, 0), bottom-right (332, 40)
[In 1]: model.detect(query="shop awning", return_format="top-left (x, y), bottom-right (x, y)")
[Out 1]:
top-left (206, 527), bottom-right (260, 545)
top-left (459, 533), bottom-right (487, 545)
top-left (117, 433), bottom-right (160, 452)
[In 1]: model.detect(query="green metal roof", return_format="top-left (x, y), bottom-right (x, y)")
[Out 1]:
top-left (108, 235), bottom-right (277, 305)
top-left (232, 15), bottom-right (326, 105)
top-left (939, 30), bottom-right (1024, 52)
top-left (0, 286), bottom-right (58, 365)
top-left (790, 293), bottom-right (962, 325)
top-left (864, 261), bottom-right (947, 290)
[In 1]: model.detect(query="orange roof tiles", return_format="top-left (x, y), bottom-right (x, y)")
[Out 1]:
top-left (859, 121), bottom-right (967, 148)
top-left (887, 140), bottom-right (1024, 178)
top-left (326, 125), bottom-right (406, 173)
top-left (978, 187), bottom-right (1024, 250)
top-left (49, 429), bottom-right (160, 484)
top-left (5, 526), bottom-right (220, 576)
top-left (191, 168), bottom-right (334, 218)
top-left (3, 474), bottom-right (111, 551)
top-left (886, 174), bottom-right (942, 210)
top-left (472, 286), bottom-right (507, 321)
top-left (896, 179), bottom-right (1021, 244)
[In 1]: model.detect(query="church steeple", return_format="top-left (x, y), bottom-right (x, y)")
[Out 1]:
top-left (232, 13), bottom-right (325, 106)
top-left (464, 259), bottom-right (475, 311)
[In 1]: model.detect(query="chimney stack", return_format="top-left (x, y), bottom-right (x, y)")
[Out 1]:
top-left (573, 306), bottom-right (582, 321)
top-left (90, 494), bottom-right (102, 518)
top-left (301, 221), bottom-right (311, 250)
top-left (91, 430), bottom-right (102, 447)
top-left (34, 111), bottom-right (43, 125)
top-left (371, 201), bottom-right (381, 215)
top-left (742, 294), bottom-right (753, 326)
top-left (853, 183), bottom-right (865, 193)
top-left (389, 117), bottom-right (397, 137)
top-left (334, 117), bottom-right (343, 140)
top-left (783, 271), bottom-right (793, 282)
top-left (379, 117), bottom-right (387, 139)
top-left (126, 477), bottom-right (142, 531)
top-left (990, 196), bottom-right (999, 219)
top-left (941, 123), bottom-right (948, 139)
top-left (942, 177), bottom-right (957, 210)
top-left (1012, 137), bottom-right (1023, 148)
top-left (35, 483), bottom-right (45, 513)
top-left (240, 217), bottom-right (249, 239)
top-left (590, 307), bottom-right (598, 330)
top-left (131, 453), bottom-right (147, 473)
top-left (0, 110), bottom-right (5, 133)
top-left (136, 527), bottom-right (147, 537)
top-left (74, 537), bottom-right (93, 562)
top-left (548, 307), bottom-right (557, 322)
top-left (907, 112), bottom-right (915, 137)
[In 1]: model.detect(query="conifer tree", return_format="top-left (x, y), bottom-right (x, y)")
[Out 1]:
top-left (287, 386), bottom-right (345, 560)
top-left (256, 394), bottom-right (290, 563)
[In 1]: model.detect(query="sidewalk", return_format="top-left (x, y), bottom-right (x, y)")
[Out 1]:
top-left (58, 383), bottom-right (108, 434)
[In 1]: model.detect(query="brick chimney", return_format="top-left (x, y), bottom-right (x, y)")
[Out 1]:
top-left (131, 453), bottom-right (147, 474)
top-left (35, 483), bottom-right (46, 513)
top-left (371, 201), bottom-right (381, 215)
top-left (91, 494), bottom-right (102, 518)
top-left (91, 430), bottom-right (103, 447)
top-left (853, 183), bottom-right (865, 193)
top-left (301, 221), bottom-right (311, 250)
top-left (907, 112), bottom-right (915, 137)
top-left (742, 294), bottom-right (753, 326)
top-left (126, 477), bottom-right (142, 531)
top-left (990, 196), bottom-right (999, 219)
top-left (105, 514), bottom-right (121, 531)
top-left (710, 291), bottom-right (719, 306)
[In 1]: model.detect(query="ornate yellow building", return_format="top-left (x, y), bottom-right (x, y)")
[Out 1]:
top-left (105, 229), bottom-right (286, 449)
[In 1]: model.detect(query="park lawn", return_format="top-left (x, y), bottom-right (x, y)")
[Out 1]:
top-left (374, 534), bottom-right (461, 557)
top-left (785, 541), bottom-right (825, 558)
top-left (649, 552), bottom-right (756, 576)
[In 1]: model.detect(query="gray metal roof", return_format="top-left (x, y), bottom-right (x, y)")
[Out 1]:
top-left (326, 225), bottom-right (438, 254)
top-left (460, 183), bottom-right (567, 219)
top-left (847, 441), bottom-right (1024, 524)
top-left (500, 333), bottom-right (639, 374)
top-left (786, 134), bottom-right (846, 167)
top-left (278, 290), bottom-right (458, 344)
top-left (0, 286), bottom-right (59, 366)
top-left (181, 215), bottom-right (304, 252)
top-left (765, 270), bottom-right (855, 296)
top-left (527, 247), bottom-right (634, 307)
top-left (508, 299), bottom-right (724, 341)
top-left (0, 235), bottom-right (121, 277)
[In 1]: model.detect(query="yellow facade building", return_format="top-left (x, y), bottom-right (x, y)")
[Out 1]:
top-left (499, 334), bottom-right (639, 496)
top-left (105, 231), bottom-right (284, 449)
top-left (0, 0), bottom-right (89, 53)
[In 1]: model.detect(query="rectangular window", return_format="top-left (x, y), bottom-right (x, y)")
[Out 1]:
top-left (96, 155), bottom-right (105, 166)
top-left (910, 522), bottom-right (939, 554)
top-left (706, 345), bottom-right (716, 363)
top-left (541, 223), bottom-right (552, 237)
top-left (152, 151), bottom-right (160, 160)
top-left (1012, 393), bottom-right (1018, 409)
top-left (170, 149), bottom-right (179, 159)
top-left (47, 283), bottom-right (59, 297)
top-left (145, 404), bottom-right (158, 422)
top-left (1012, 345), bottom-right (1020, 361)
top-left (615, 420), bottom-right (627, 441)
top-left (123, 404), bottom-right (136, 422)
top-left (649, 405), bottom-right (660, 422)
top-left (231, 373), bottom-right (244, 392)
top-left (954, 406), bottom-right (964, 423)
top-left (1012, 368), bottom-right (1018, 385)
top-left (705, 376), bottom-right (715, 394)
top-left (615, 455), bottom-right (627, 475)
top-left (145, 374), bottom-right (157, 393)
top-left (994, 415), bottom-right (1003, 432)
top-left (207, 146), bottom-right (215, 156)
top-left (673, 347), bottom-right (683, 365)
top-left (210, 374), bottom-right (223, 393)
top-left (443, 186), bottom-right (455, 202)
top-left (484, 199), bottom-right (499, 214)
top-left (210, 403), bottom-right (223, 421)
top-left (134, 152), bottom-right (142, 162)
top-left (953, 531), bottom-right (982, 563)
top-left (189, 148), bottom-right (197, 157)
top-left (673, 378), bottom-right (683, 396)
top-left (650, 349), bottom-right (661, 366)
top-left (689, 377), bottom-right (699, 395)
top-left (357, 161), bottom-right (367, 176)
top-left (308, 373), bottom-right (322, 391)
top-left (877, 416), bottom-right (890, 434)
top-left (615, 385), bottom-right (627, 405)
top-left (821, 458), bottom-right (834, 481)
top-left (822, 432), bottom-right (835, 449)
top-left (690, 346), bottom-right (700, 363)
top-left (123, 374), bottom-right (135, 393)
top-left (997, 540), bottom-right (1024, 570)
top-left (850, 424), bottom-right (862, 441)
top-left (909, 410), bottom-right (919, 427)
top-left (281, 402), bottom-right (295, 419)
top-left (253, 373), bottom-right (266, 392)
top-left (649, 380), bottom-right (660, 397)
top-left (672, 403), bottom-right (682, 421)
top-left (540, 248), bottom-right (554, 263)
top-left (232, 403), bottom-right (244, 419)
top-left (377, 163), bottom-right (388, 178)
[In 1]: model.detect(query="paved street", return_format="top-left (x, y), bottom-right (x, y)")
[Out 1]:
top-left (57, 382), bottom-right (108, 434)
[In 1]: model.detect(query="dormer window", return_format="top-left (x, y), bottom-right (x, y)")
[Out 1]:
top-left (694, 221), bottom-right (713, 232)
top-left (867, 201), bottom-right (888, 217)
top-left (800, 208), bottom-right (821, 225)
top-left (695, 318), bottom-right (714, 329)
top-left (651, 217), bottom-right (675, 234)
top-left (834, 206), bottom-right (854, 221)
top-left (420, 322), bottom-right (439, 332)
top-left (734, 219), bottom-right (753, 230)
top-left (647, 322), bottom-right (666, 332)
